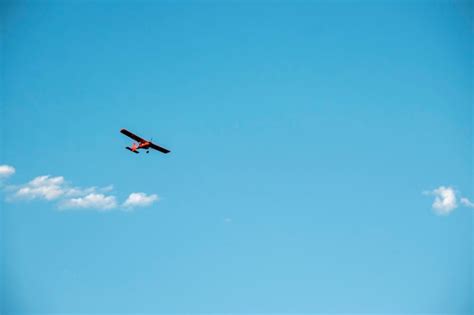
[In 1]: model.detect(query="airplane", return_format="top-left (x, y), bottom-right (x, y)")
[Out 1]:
top-left (120, 128), bottom-right (170, 154)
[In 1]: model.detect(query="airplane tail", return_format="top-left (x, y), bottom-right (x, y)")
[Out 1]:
top-left (126, 147), bottom-right (139, 154)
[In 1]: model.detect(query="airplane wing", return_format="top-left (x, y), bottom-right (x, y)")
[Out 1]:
top-left (150, 142), bottom-right (171, 154)
top-left (120, 129), bottom-right (146, 143)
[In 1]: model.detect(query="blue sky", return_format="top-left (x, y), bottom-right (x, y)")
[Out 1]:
top-left (0, 0), bottom-right (473, 313)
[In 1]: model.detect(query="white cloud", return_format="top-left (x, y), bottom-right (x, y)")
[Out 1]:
top-left (60, 193), bottom-right (117, 210)
top-left (10, 175), bottom-right (113, 202)
top-left (13, 175), bottom-right (66, 200)
top-left (0, 165), bottom-right (15, 179)
top-left (460, 197), bottom-right (474, 208)
top-left (123, 192), bottom-right (158, 209)
top-left (426, 186), bottom-right (458, 215)
top-left (424, 186), bottom-right (474, 215)
top-left (2, 170), bottom-right (158, 212)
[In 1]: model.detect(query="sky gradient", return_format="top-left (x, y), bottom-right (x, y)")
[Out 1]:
top-left (1, 1), bottom-right (473, 314)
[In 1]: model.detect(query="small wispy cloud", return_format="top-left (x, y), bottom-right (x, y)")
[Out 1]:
top-left (426, 186), bottom-right (458, 215)
top-left (60, 193), bottom-right (118, 211)
top-left (1, 164), bottom-right (159, 212)
top-left (460, 197), bottom-right (474, 208)
top-left (0, 165), bottom-right (15, 179)
top-left (123, 192), bottom-right (159, 209)
top-left (424, 186), bottom-right (474, 215)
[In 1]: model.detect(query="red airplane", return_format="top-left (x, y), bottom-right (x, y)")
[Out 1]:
top-left (120, 129), bottom-right (170, 154)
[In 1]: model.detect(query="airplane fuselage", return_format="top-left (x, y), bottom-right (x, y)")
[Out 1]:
top-left (127, 141), bottom-right (152, 153)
